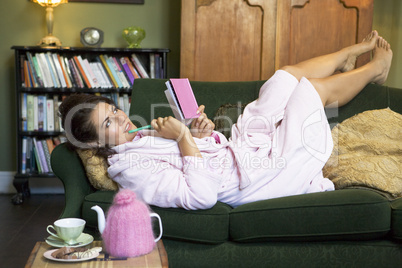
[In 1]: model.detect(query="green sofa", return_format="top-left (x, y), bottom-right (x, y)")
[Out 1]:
top-left (51, 78), bottom-right (402, 267)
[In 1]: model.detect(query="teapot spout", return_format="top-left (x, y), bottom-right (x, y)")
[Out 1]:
top-left (91, 205), bottom-right (106, 234)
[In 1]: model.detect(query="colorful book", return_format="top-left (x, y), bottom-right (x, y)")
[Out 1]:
top-left (21, 137), bottom-right (27, 174)
top-left (33, 137), bottom-right (49, 173)
top-left (131, 54), bottom-right (149, 78)
top-left (26, 94), bottom-right (34, 131)
top-left (120, 57), bottom-right (135, 85)
top-left (41, 139), bottom-right (52, 172)
top-left (46, 99), bottom-right (54, 131)
top-left (98, 55), bottom-right (119, 88)
top-left (164, 78), bottom-right (199, 124)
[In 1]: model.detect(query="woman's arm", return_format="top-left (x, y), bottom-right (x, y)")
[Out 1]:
top-left (151, 116), bottom-right (202, 158)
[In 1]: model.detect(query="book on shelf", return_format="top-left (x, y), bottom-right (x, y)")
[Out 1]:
top-left (32, 137), bottom-right (49, 173)
top-left (164, 78), bottom-right (199, 124)
top-left (20, 50), bottom-right (167, 90)
top-left (131, 54), bottom-right (150, 78)
top-left (22, 136), bottom-right (61, 174)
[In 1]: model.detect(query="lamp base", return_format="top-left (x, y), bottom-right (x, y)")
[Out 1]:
top-left (38, 34), bottom-right (62, 46)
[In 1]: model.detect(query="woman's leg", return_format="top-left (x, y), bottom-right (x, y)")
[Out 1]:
top-left (310, 37), bottom-right (393, 107)
top-left (281, 31), bottom-right (378, 80)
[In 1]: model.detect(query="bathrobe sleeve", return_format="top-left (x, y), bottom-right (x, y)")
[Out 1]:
top-left (108, 154), bottom-right (224, 210)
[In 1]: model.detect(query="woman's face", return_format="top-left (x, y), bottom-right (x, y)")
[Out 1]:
top-left (91, 102), bottom-right (137, 146)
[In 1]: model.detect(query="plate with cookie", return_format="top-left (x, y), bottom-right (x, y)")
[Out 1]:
top-left (43, 246), bottom-right (102, 262)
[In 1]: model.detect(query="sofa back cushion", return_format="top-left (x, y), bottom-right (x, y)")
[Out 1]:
top-left (130, 79), bottom-right (262, 125)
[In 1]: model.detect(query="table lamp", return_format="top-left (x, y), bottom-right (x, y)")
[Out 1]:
top-left (31, 0), bottom-right (68, 46)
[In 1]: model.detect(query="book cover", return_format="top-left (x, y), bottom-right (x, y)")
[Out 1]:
top-left (46, 138), bottom-right (55, 155)
top-left (168, 78), bottom-right (199, 120)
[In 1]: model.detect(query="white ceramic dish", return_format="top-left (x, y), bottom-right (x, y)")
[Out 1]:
top-left (43, 248), bottom-right (99, 262)
top-left (45, 233), bottom-right (94, 248)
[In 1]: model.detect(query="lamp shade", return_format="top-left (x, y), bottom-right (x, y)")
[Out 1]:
top-left (31, 0), bottom-right (68, 7)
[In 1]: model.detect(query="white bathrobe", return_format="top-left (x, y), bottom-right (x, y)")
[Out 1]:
top-left (108, 70), bottom-right (335, 210)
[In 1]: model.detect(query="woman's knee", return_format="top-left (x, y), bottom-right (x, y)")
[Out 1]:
top-left (280, 66), bottom-right (302, 81)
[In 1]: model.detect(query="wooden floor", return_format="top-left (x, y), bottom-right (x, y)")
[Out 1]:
top-left (0, 194), bottom-right (65, 267)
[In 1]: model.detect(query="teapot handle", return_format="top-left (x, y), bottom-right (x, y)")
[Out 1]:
top-left (150, 213), bottom-right (163, 242)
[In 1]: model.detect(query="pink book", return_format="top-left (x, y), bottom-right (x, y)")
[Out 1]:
top-left (165, 78), bottom-right (199, 121)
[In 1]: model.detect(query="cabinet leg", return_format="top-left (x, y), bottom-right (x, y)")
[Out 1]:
top-left (12, 177), bottom-right (30, 205)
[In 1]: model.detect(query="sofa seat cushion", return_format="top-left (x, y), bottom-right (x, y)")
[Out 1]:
top-left (151, 202), bottom-right (232, 244)
top-left (82, 191), bottom-right (232, 244)
top-left (391, 198), bottom-right (402, 240)
top-left (230, 189), bottom-right (391, 242)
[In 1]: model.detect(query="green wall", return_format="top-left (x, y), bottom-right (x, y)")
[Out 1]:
top-left (0, 0), bottom-right (400, 172)
top-left (0, 0), bottom-right (181, 171)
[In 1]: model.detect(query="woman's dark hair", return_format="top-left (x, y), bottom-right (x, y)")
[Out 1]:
top-left (58, 93), bottom-right (116, 158)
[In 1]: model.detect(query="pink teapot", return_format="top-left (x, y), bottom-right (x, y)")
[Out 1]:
top-left (91, 189), bottom-right (163, 257)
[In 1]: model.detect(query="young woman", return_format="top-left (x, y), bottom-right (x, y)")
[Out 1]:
top-left (59, 31), bottom-right (392, 210)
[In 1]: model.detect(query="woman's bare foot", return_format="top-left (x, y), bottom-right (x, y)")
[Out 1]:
top-left (371, 37), bottom-right (393, 85)
top-left (340, 30), bottom-right (378, 72)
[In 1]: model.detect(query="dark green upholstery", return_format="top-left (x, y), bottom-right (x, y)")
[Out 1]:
top-left (51, 79), bottom-right (402, 267)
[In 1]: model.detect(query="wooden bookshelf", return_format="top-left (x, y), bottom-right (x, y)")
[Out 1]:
top-left (11, 46), bottom-right (169, 204)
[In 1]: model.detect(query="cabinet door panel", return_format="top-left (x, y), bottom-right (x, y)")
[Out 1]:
top-left (276, 0), bottom-right (373, 69)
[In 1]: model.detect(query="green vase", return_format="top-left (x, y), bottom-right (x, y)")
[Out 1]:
top-left (122, 26), bottom-right (146, 48)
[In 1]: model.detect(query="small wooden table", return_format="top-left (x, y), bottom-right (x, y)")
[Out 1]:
top-left (25, 240), bottom-right (168, 268)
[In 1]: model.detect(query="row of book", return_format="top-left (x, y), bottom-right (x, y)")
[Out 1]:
top-left (21, 136), bottom-right (66, 174)
top-left (21, 51), bottom-right (165, 89)
top-left (21, 93), bottom-right (130, 132)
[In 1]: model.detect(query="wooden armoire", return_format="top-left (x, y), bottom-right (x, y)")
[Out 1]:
top-left (180, 0), bottom-right (374, 81)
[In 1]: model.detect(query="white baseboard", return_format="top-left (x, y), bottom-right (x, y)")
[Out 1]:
top-left (0, 171), bottom-right (64, 194)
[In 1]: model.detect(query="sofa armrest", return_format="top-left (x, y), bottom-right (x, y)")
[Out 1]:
top-left (51, 143), bottom-right (95, 219)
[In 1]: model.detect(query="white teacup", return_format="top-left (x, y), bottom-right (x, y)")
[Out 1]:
top-left (47, 218), bottom-right (86, 245)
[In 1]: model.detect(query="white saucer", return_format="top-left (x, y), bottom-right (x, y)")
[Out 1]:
top-left (45, 233), bottom-right (94, 248)
top-left (43, 248), bottom-right (99, 262)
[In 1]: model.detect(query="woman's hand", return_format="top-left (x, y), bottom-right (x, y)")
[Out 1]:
top-left (151, 116), bottom-right (202, 158)
top-left (151, 116), bottom-right (189, 140)
top-left (190, 105), bottom-right (215, 139)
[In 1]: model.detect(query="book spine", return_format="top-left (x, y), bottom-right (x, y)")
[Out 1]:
top-left (41, 139), bottom-right (52, 173)
top-left (58, 54), bottom-right (72, 88)
top-left (26, 94), bottom-right (34, 131)
top-left (83, 59), bottom-right (100, 88)
top-left (45, 52), bottom-right (61, 87)
top-left (73, 56), bottom-right (92, 88)
top-left (105, 56), bottom-right (123, 88)
top-left (124, 56), bottom-right (140, 79)
top-left (21, 137), bottom-right (27, 174)
top-left (120, 57), bottom-right (135, 85)
top-left (113, 57), bottom-right (130, 88)
top-left (33, 137), bottom-right (48, 173)
top-left (52, 53), bottom-right (67, 88)
top-left (98, 55), bottom-right (118, 88)
top-left (21, 93), bottom-right (27, 131)
top-left (33, 95), bottom-right (38, 131)
top-left (131, 54), bottom-right (150, 78)
top-left (53, 95), bottom-right (60, 131)
top-left (31, 55), bottom-right (45, 87)
top-left (46, 99), bottom-right (54, 131)
top-left (37, 95), bottom-right (46, 131)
